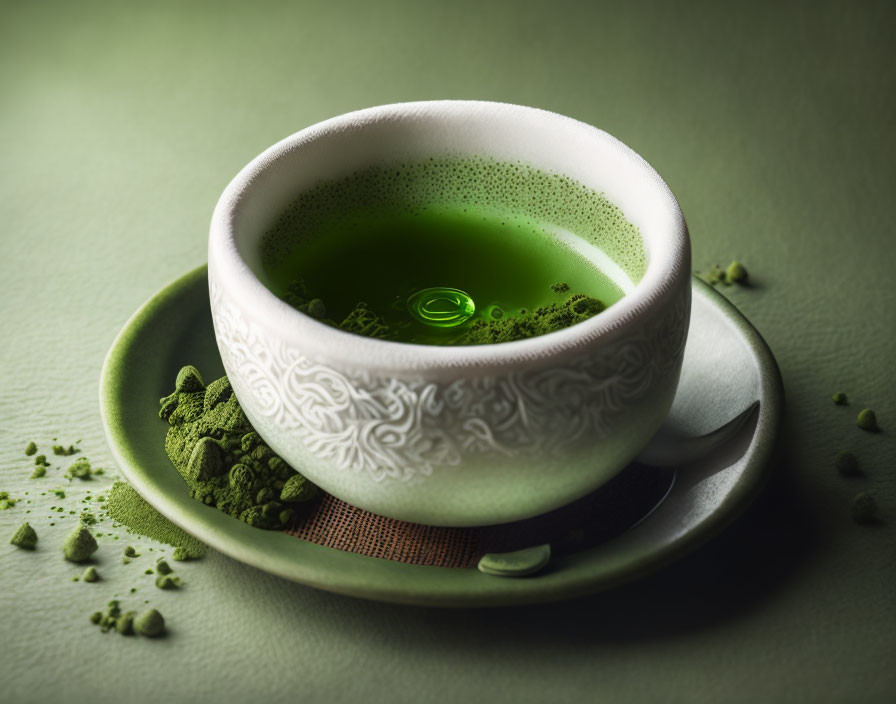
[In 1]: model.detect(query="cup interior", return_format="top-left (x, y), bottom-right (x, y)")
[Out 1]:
top-left (210, 101), bottom-right (688, 371)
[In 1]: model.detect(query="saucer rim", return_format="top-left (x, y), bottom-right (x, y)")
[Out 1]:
top-left (99, 267), bottom-right (783, 607)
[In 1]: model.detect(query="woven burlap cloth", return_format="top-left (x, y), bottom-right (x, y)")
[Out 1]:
top-left (285, 463), bottom-right (673, 568)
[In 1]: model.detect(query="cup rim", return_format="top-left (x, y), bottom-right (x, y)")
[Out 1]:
top-left (209, 100), bottom-right (689, 374)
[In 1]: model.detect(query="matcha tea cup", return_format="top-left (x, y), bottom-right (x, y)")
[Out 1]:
top-left (208, 100), bottom-right (691, 527)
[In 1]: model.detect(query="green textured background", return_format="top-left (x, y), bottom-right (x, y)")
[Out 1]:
top-left (1, 1), bottom-right (894, 702)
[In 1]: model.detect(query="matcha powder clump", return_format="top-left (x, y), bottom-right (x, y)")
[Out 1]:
top-left (158, 366), bottom-right (319, 530)
top-left (134, 608), bottom-right (165, 637)
top-left (10, 522), bottom-right (38, 550)
top-left (63, 523), bottom-right (98, 562)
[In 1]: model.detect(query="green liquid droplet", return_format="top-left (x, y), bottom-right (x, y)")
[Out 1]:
top-left (407, 287), bottom-right (475, 328)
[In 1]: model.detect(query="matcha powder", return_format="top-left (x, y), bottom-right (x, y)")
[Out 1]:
top-left (106, 481), bottom-right (206, 559)
top-left (157, 365), bottom-right (320, 530)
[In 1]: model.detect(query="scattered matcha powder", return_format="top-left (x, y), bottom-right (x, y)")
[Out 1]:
top-left (0, 491), bottom-right (17, 510)
top-left (24, 441), bottom-right (37, 456)
top-left (123, 545), bottom-right (139, 558)
top-left (91, 600), bottom-right (158, 637)
top-left (82, 566), bottom-right (99, 582)
top-left (62, 523), bottom-right (98, 562)
top-left (52, 444), bottom-right (79, 456)
top-left (697, 265), bottom-right (727, 286)
top-left (10, 522), bottom-right (38, 549)
top-left (832, 392), bottom-right (848, 405)
top-left (34, 454), bottom-right (49, 467)
top-left (856, 409), bottom-right (879, 432)
top-left (98, 600), bottom-right (120, 632)
top-left (30, 466), bottom-right (46, 479)
top-left (459, 294), bottom-right (606, 345)
top-left (106, 481), bottom-right (206, 558)
top-left (155, 559), bottom-right (172, 575)
top-left (697, 260), bottom-right (750, 287)
top-left (155, 574), bottom-right (181, 590)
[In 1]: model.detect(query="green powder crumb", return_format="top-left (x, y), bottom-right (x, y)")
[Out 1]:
top-left (851, 492), bottom-right (879, 524)
top-left (25, 442), bottom-right (37, 456)
top-left (66, 457), bottom-right (102, 481)
top-left (52, 444), bottom-right (79, 456)
top-left (155, 574), bottom-right (181, 590)
top-left (459, 294), bottom-right (605, 345)
top-left (856, 409), bottom-right (879, 432)
top-left (172, 547), bottom-right (195, 561)
top-left (62, 523), bottom-right (98, 562)
top-left (697, 261), bottom-right (750, 287)
top-left (54, 490), bottom-right (65, 499)
top-left (124, 545), bottom-right (139, 557)
top-left (122, 556), bottom-right (132, 565)
top-left (134, 609), bottom-right (165, 637)
top-left (79, 510), bottom-right (97, 525)
top-left (834, 451), bottom-right (861, 477)
top-left (697, 264), bottom-right (727, 286)
top-left (98, 601), bottom-right (120, 633)
top-left (832, 392), bottom-right (848, 405)
top-left (10, 522), bottom-right (38, 549)
top-left (30, 466), bottom-right (46, 479)
top-left (34, 454), bottom-right (49, 467)
top-left (115, 611), bottom-right (136, 635)
top-left (725, 261), bottom-right (748, 284)
top-left (1, 492), bottom-right (18, 510)
top-left (91, 600), bottom-right (156, 637)
top-left (82, 566), bottom-right (99, 582)
top-left (158, 366), bottom-right (319, 530)
top-left (155, 559), bottom-right (172, 575)
top-left (338, 302), bottom-right (390, 339)
top-left (106, 481), bottom-right (206, 558)
top-left (550, 282), bottom-right (570, 293)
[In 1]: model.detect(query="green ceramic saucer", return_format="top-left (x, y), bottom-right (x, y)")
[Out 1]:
top-left (99, 266), bottom-right (783, 607)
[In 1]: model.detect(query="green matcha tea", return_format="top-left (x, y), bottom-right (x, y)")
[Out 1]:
top-left (259, 156), bottom-right (645, 345)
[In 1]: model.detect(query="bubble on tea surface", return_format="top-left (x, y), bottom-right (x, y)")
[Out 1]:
top-left (407, 287), bottom-right (475, 328)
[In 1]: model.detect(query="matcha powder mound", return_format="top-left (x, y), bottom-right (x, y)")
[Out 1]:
top-left (63, 523), bottom-right (98, 562)
top-left (157, 365), bottom-right (319, 530)
top-left (10, 522), bottom-right (38, 550)
top-left (134, 608), bottom-right (165, 637)
top-left (106, 481), bottom-right (206, 559)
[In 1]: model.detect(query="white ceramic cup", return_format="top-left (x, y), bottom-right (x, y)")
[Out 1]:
top-left (208, 100), bottom-right (691, 527)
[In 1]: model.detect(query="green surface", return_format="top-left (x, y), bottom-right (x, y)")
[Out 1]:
top-left (1, 1), bottom-right (894, 702)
